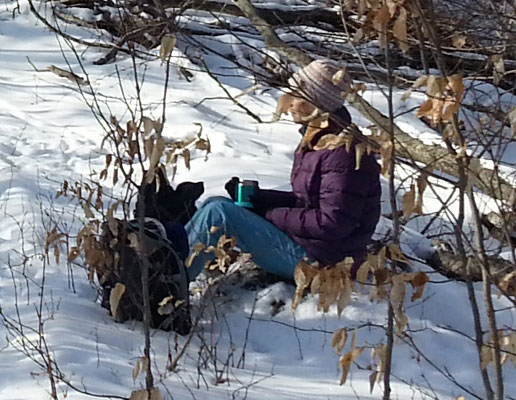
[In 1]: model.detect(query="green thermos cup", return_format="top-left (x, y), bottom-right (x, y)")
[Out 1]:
top-left (235, 180), bottom-right (258, 208)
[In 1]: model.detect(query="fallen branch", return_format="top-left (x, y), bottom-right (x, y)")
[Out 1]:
top-left (426, 241), bottom-right (515, 285)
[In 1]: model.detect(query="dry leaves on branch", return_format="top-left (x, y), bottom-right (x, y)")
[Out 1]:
top-left (416, 74), bottom-right (465, 125)
top-left (481, 330), bottom-right (516, 369)
top-left (338, 328), bottom-right (364, 385)
top-left (132, 356), bottom-right (149, 382)
top-left (401, 174), bottom-right (427, 218)
top-left (347, 0), bottom-right (410, 53)
top-left (292, 258), bottom-right (358, 316)
top-left (45, 227), bottom-right (69, 264)
top-left (292, 259), bottom-right (319, 310)
top-left (163, 123), bottom-right (210, 178)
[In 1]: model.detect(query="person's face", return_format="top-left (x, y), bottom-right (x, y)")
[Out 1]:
top-left (279, 94), bottom-right (317, 124)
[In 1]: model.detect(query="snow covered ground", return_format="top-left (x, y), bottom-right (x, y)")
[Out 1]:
top-left (0, 2), bottom-right (515, 400)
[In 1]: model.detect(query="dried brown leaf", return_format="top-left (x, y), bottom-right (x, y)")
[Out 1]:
top-left (357, 0), bottom-right (368, 18)
top-left (274, 93), bottom-right (295, 121)
top-left (355, 143), bottom-right (366, 170)
top-left (401, 75), bottom-right (428, 101)
top-left (332, 67), bottom-right (348, 85)
top-left (369, 371), bottom-right (378, 393)
top-left (480, 343), bottom-right (493, 370)
top-left (353, 27), bottom-right (364, 44)
top-left (356, 261), bottom-right (371, 287)
top-left (402, 184), bottom-right (416, 218)
top-left (373, 343), bottom-right (387, 383)
top-left (129, 388), bottom-right (162, 400)
top-left (380, 140), bottom-right (393, 178)
top-left (310, 274), bottom-right (321, 293)
top-left (109, 283), bottom-right (126, 321)
top-left (498, 271), bottom-right (516, 298)
top-left (392, 7), bottom-right (409, 53)
top-left (132, 358), bottom-right (141, 382)
top-left (148, 137), bottom-right (165, 173)
top-left (142, 116), bottom-right (154, 137)
top-left (508, 107), bottom-right (516, 137)
top-left (388, 243), bottom-right (410, 264)
top-left (415, 172), bottom-right (428, 215)
top-left (127, 232), bottom-right (139, 249)
top-left (410, 271), bottom-right (429, 301)
top-left (377, 246), bottom-right (387, 270)
top-left (390, 274), bottom-right (408, 334)
top-left (157, 296), bottom-right (175, 316)
top-left (331, 328), bottom-right (348, 354)
top-left (501, 332), bottom-right (516, 366)
top-left (160, 34), bottom-right (177, 63)
top-left (183, 149), bottom-right (191, 170)
top-left (386, 0), bottom-right (398, 17)
top-left (372, 5), bottom-right (390, 48)
top-left (339, 347), bottom-right (364, 385)
top-left (342, 0), bottom-right (354, 10)
top-left (491, 54), bottom-right (505, 85)
top-left (337, 275), bottom-right (352, 317)
top-left (451, 35), bottom-right (467, 49)
top-left (82, 202), bottom-right (95, 219)
top-left (67, 247), bottom-right (81, 263)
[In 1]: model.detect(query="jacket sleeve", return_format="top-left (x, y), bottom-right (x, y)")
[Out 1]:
top-left (251, 189), bottom-right (303, 210)
top-left (266, 151), bottom-right (369, 240)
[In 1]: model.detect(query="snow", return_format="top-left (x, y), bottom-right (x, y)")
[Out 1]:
top-left (0, 2), bottom-right (515, 400)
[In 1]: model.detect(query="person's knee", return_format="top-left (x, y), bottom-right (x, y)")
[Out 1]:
top-left (200, 196), bottom-right (231, 208)
top-left (198, 197), bottom-right (232, 215)
top-left (188, 198), bottom-right (233, 231)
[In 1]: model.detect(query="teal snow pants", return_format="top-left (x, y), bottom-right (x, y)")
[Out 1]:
top-left (185, 197), bottom-right (306, 280)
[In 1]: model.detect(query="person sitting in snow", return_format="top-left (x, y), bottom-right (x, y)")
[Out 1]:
top-left (185, 59), bottom-right (381, 280)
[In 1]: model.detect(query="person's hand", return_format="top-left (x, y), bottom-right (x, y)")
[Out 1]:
top-left (224, 176), bottom-right (239, 201)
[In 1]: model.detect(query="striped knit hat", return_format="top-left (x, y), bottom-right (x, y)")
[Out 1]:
top-left (288, 59), bottom-right (351, 112)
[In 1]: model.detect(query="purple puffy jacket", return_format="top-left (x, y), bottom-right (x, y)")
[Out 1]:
top-left (255, 108), bottom-right (381, 265)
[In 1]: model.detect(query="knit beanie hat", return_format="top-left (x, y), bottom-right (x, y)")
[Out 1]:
top-left (288, 59), bottom-right (351, 112)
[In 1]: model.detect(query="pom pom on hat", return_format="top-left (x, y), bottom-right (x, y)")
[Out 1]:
top-left (288, 59), bottom-right (351, 112)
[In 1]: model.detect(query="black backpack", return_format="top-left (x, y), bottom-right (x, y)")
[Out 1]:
top-left (99, 217), bottom-right (192, 334)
